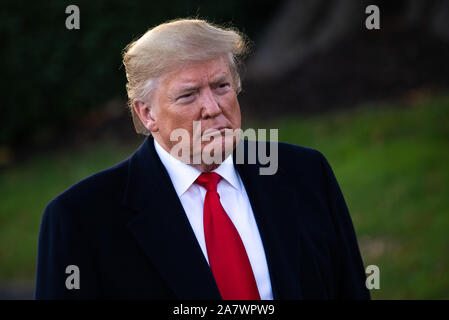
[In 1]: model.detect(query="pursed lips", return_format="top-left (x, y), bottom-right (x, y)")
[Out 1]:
top-left (202, 126), bottom-right (228, 135)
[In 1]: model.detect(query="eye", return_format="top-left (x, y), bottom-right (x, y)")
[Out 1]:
top-left (176, 92), bottom-right (196, 103)
top-left (216, 82), bottom-right (231, 93)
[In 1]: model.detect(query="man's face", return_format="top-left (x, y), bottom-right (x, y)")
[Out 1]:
top-left (150, 55), bottom-right (242, 165)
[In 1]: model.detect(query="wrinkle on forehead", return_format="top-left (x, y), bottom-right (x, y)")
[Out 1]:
top-left (161, 56), bottom-right (231, 90)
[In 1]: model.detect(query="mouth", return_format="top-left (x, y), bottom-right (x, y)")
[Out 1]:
top-left (202, 126), bottom-right (229, 136)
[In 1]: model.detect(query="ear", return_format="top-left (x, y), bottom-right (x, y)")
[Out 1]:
top-left (133, 100), bottom-right (158, 132)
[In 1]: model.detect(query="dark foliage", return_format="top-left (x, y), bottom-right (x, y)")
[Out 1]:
top-left (0, 0), bottom-right (279, 146)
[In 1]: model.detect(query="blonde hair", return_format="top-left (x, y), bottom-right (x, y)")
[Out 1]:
top-left (122, 18), bottom-right (250, 135)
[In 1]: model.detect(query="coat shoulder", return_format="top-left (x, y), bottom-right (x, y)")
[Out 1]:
top-left (278, 141), bottom-right (324, 161)
top-left (276, 141), bottom-right (327, 177)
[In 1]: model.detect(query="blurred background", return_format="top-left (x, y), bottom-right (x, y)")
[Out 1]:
top-left (0, 0), bottom-right (448, 299)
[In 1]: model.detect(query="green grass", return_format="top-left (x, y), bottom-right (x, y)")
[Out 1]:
top-left (0, 139), bottom-right (143, 280)
top-left (1, 94), bottom-right (448, 299)
top-left (256, 94), bottom-right (449, 299)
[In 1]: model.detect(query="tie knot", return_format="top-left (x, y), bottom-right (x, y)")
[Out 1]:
top-left (195, 172), bottom-right (222, 192)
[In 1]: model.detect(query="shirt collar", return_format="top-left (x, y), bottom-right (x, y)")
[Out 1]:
top-left (154, 139), bottom-right (241, 196)
top-left (213, 150), bottom-right (240, 191)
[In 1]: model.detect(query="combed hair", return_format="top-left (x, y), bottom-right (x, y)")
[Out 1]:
top-left (122, 18), bottom-right (250, 135)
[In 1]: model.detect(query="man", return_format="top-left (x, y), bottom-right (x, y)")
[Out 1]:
top-left (35, 19), bottom-right (370, 300)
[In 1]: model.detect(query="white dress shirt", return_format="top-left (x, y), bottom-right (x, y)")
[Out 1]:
top-left (154, 139), bottom-right (273, 300)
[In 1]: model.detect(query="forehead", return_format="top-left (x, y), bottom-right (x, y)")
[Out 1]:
top-left (161, 56), bottom-right (232, 90)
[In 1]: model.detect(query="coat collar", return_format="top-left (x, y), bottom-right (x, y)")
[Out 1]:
top-left (122, 136), bottom-right (304, 299)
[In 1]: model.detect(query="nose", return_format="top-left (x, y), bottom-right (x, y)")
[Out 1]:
top-left (200, 87), bottom-right (222, 119)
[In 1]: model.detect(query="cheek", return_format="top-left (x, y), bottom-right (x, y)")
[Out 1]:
top-left (160, 106), bottom-right (199, 136)
top-left (222, 95), bottom-right (241, 122)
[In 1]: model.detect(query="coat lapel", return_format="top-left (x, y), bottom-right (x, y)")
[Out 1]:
top-left (123, 136), bottom-right (221, 299)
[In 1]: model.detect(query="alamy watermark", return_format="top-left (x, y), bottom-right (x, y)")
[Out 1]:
top-left (65, 5), bottom-right (80, 30)
top-left (365, 5), bottom-right (380, 30)
top-left (365, 264), bottom-right (380, 290)
top-left (65, 264), bottom-right (80, 290)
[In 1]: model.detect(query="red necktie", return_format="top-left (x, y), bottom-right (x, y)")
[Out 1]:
top-left (195, 172), bottom-right (261, 300)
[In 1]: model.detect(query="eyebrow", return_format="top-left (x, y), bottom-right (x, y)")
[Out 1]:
top-left (210, 75), bottom-right (229, 86)
top-left (173, 75), bottom-right (230, 96)
top-left (174, 85), bottom-right (201, 96)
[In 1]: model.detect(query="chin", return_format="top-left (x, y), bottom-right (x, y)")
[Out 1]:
top-left (200, 137), bottom-right (235, 164)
